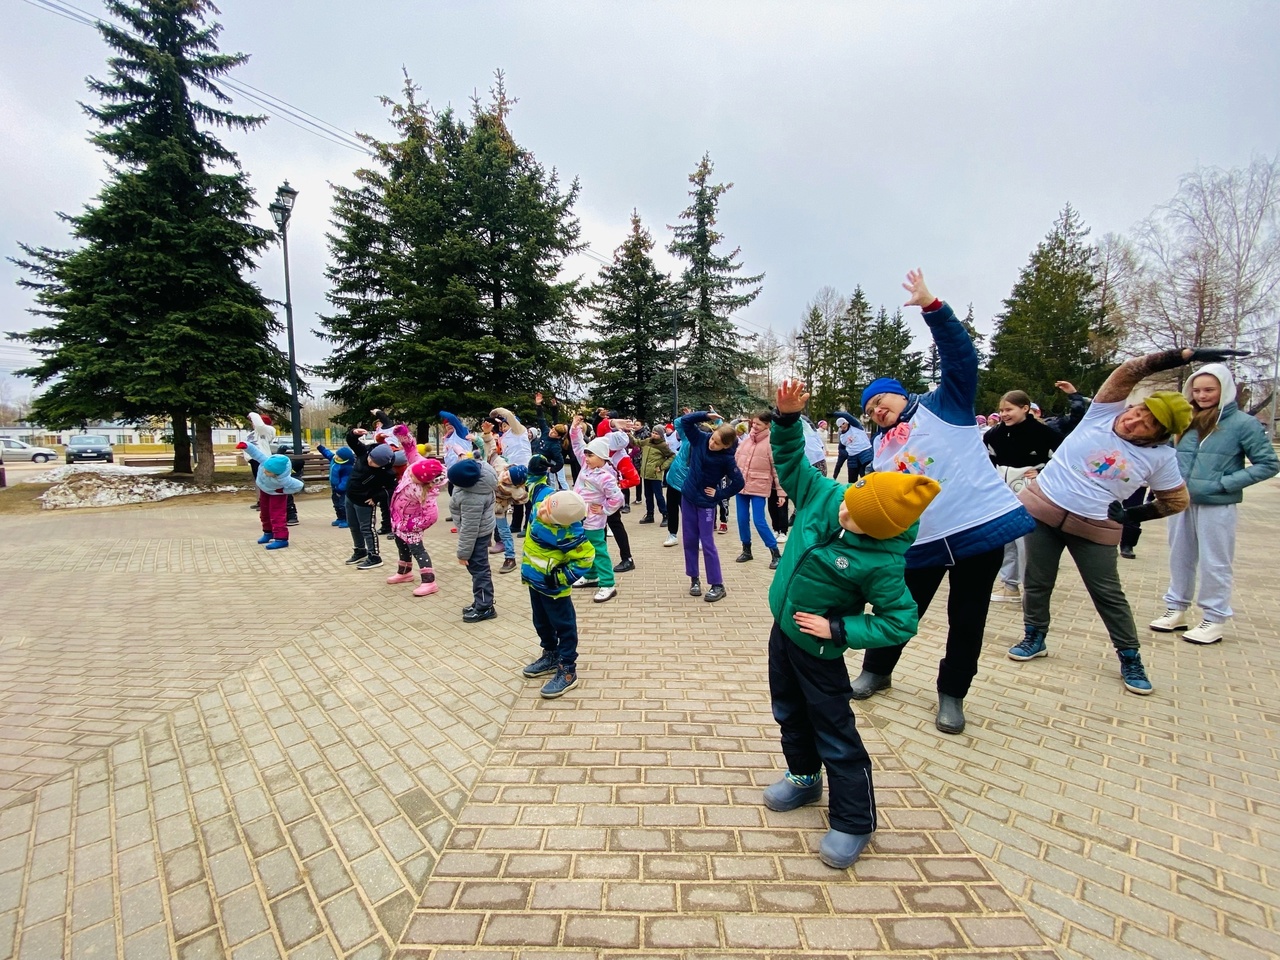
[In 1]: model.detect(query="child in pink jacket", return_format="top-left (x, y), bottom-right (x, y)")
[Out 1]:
top-left (387, 425), bottom-right (445, 596)
top-left (570, 423), bottom-right (624, 604)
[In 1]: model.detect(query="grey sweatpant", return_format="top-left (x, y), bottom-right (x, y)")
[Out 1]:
top-left (1022, 520), bottom-right (1139, 651)
top-left (1163, 503), bottom-right (1237, 623)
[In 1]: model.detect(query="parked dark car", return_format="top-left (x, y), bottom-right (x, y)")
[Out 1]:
top-left (273, 438), bottom-right (311, 455)
top-left (66, 434), bottom-right (115, 464)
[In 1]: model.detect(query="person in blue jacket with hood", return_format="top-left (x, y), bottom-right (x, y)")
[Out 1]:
top-left (237, 440), bottom-right (305, 549)
top-left (854, 269), bottom-right (1034, 735)
top-left (316, 444), bottom-right (353, 527)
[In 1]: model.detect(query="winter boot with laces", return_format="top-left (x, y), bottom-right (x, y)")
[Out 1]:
top-left (735, 543), bottom-right (753, 563)
top-left (1008, 624), bottom-right (1048, 661)
top-left (768, 546), bottom-right (781, 570)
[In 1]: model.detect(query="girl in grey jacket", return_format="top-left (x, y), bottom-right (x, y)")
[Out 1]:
top-left (1150, 364), bottom-right (1279, 643)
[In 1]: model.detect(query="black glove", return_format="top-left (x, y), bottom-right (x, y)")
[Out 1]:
top-left (1108, 499), bottom-right (1162, 525)
top-left (1188, 346), bottom-right (1251, 364)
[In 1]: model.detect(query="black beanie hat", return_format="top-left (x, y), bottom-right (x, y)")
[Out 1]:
top-left (447, 459), bottom-right (483, 488)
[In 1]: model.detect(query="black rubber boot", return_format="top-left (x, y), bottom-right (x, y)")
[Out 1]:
top-left (735, 543), bottom-right (752, 563)
top-left (936, 694), bottom-right (966, 734)
top-left (849, 670), bottom-right (892, 701)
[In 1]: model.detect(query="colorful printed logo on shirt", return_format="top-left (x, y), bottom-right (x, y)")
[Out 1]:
top-left (893, 451), bottom-right (936, 476)
top-left (1084, 450), bottom-right (1132, 484)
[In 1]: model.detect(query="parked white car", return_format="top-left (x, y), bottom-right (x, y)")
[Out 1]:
top-left (0, 438), bottom-right (59, 463)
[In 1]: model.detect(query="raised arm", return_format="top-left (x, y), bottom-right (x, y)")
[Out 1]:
top-left (491, 407), bottom-right (527, 436)
top-left (902, 270), bottom-right (976, 419)
top-left (1095, 347), bottom-right (1249, 404)
top-left (393, 425), bottom-right (421, 465)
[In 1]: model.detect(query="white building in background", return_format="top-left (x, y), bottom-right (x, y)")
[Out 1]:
top-left (0, 420), bottom-right (245, 446)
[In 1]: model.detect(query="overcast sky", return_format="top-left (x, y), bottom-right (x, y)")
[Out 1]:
top-left (3, 0), bottom-right (1277, 396)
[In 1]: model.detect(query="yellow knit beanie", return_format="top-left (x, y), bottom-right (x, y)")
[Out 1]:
top-left (1143, 391), bottom-right (1193, 436)
top-left (843, 473), bottom-right (942, 540)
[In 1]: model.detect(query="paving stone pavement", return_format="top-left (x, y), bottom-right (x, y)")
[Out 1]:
top-left (0, 479), bottom-right (1276, 958)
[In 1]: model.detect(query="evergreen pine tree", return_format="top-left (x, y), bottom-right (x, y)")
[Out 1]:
top-left (667, 154), bottom-right (763, 411)
top-left (866, 307), bottom-right (928, 393)
top-left (12, 0), bottom-right (286, 479)
top-left (986, 204), bottom-right (1113, 412)
top-left (317, 73), bottom-right (582, 426)
top-left (583, 212), bottom-right (678, 424)
top-left (833, 285), bottom-right (873, 406)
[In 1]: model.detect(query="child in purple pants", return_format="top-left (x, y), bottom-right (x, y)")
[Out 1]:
top-left (678, 411), bottom-right (744, 603)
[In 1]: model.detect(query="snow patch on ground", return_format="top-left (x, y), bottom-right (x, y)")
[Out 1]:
top-left (26, 463), bottom-right (326, 509)
top-left (39, 472), bottom-right (243, 509)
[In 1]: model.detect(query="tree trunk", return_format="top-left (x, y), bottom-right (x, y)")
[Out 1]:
top-left (193, 416), bottom-right (216, 484)
top-left (172, 413), bottom-right (193, 473)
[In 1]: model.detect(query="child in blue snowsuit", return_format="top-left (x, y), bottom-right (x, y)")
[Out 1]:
top-left (317, 444), bottom-right (353, 527)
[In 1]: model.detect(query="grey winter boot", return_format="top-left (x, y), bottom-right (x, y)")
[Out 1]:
top-left (849, 669), bottom-right (891, 701)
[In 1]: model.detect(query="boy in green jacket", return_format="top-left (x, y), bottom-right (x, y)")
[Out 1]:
top-left (519, 490), bottom-right (596, 699)
top-left (765, 380), bottom-right (940, 869)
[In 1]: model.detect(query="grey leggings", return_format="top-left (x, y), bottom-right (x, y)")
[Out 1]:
top-left (1023, 520), bottom-right (1139, 651)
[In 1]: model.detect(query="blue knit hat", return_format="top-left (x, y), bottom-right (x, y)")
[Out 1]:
top-left (508, 464), bottom-right (528, 485)
top-left (448, 459), bottom-right (482, 488)
top-left (262, 454), bottom-right (291, 475)
top-left (334, 446), bottom-right (353, 464)
top-left (860, 377), bottom-right (909, 411)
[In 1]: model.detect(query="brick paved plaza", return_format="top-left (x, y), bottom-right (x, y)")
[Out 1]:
top-left (1, 478), bottom-right (1277, 959)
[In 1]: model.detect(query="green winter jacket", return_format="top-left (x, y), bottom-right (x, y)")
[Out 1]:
top-left (768, 413), bottom-right (920, 660)
top-left (640, 435), bottom-right (675, 481)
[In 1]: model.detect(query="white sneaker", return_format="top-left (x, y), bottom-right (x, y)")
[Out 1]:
top-left (663, 534), bottom-right (678, 547)
top-left (592, 586), bottom-right (617, 603)
top-left (1149, 608), bottom-right (1189, 632)
top-left (775, 532), bottom-right (787, 543)
top-left (990, 583), bottom-right (1021, 603)
top-left (1182, 619), bottom-right (1224, 644)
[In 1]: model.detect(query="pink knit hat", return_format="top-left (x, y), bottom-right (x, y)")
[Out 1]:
top-left (410, 459), bottom-right (443, 484)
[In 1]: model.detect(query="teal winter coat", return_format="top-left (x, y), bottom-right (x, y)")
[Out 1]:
top-left (1175, 364), bottom-right (1279, 504)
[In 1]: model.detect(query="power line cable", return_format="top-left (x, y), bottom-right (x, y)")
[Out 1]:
top-left (20, 0), bottom-right (373, 156)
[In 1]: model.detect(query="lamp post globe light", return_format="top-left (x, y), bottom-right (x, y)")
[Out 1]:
top-left (268, 181), bottom-right (303, 456)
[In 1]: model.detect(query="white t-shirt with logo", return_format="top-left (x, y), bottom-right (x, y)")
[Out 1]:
top-left (1035, 400), bottom-right (1182, 520)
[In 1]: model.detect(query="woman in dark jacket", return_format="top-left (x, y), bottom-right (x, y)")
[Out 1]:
top-left (984, 389), bottom-right (1068, 604)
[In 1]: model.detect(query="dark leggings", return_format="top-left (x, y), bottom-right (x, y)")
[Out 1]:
top-left (768, 482), bottom-right (789, 534)
top-left (861, 546), bottom-right (1004, 699)
top-left (606, 509), bottom-right (632, 560)
top-left (511, 502), bottom-right (526, 532)
top-left (667, 486), bottom-right (682, 535)
top-left (394, 536), bottom-right (432, 569)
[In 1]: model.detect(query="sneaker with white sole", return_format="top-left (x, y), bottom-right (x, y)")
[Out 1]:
top-left (571, 577), bottom-right (599, 589)
top-left (663, 534), bottom-right (678, 547)
top-left (592, 586), bottom-right (617, 603)
top-left (775, 532), bottom-right (787, 543)
top-left (1149, 608), bottom-right (1189, 632)
top-left (990, 583), bottom-right (1022, 604)
top-left (1117, 648), bottom-right (1153, 695)
top-left (1182, 619), bottom-right (1225, 644)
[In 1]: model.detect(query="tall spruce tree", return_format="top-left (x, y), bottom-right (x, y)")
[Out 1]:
top-left (667, 154), bottom-right (763, 411)
top-left (866, 306), bottom-right (927, 393)
top-left (833, 285), bottom-right (873, 406)
top-left (317, 73), bottom-right (582, 426)
top-left (583, 212), bottom-right (678, 423)
top-left (986, 204), bottom-right (1112, 412)
top-left (12, 0), bottom-right (287, 479)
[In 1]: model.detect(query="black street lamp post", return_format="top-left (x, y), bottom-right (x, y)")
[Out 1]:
top-left (268, 181), bottom-right (302, 456)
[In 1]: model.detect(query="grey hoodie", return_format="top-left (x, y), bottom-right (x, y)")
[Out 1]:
top-left (450, 462), bottom-right (499, 557)
top-left (1176, 363), bottom-right (1279, 504)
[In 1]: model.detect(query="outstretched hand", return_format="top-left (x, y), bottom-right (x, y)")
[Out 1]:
top-left (776, 379), bottom-right (810, 415)
top-left (902, 268), bottom-right (935, 308)
top-left (1054, 380), bottom-right (1078, 394)
top-left (1188, 346), bottom-right (1251, 364)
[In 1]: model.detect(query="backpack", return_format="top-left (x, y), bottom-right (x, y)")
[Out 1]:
top-left (616, 453), bottom-right (641, 490)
